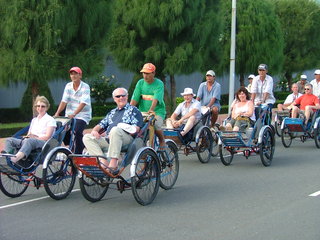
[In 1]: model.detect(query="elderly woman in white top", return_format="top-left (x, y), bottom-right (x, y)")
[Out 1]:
top-left (4, 96), bottom-right (56, 163)
top-left (225, 87), bottom-right (255, 131)
top-left (167, 88), bottom-right (201, 136)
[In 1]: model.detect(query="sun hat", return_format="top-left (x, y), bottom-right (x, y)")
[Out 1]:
top-left (69, 67), bottom-right (82, 74)
top-left (314, 69), bottom-right (320, 75)
top-left (248, 74), bottom-right (255, 79)
top-left (181, 88), bottom-right (195, 96)
top-left (140, 63), bottom-right (156, 73)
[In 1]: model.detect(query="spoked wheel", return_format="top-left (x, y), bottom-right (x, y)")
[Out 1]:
top-left (196, 127), bottom-right (213, 163)
top-left (0, 173), bottom-right (29, 198)
top-left (259, 127), bottom-right (275, 167)
top-left (79, 174), bottom-right (110, 202)
top-left (274, 119), bottom-right (282, 137)
top-left (314, 123), bottom-right (320, 148)
top-left (159, 141), bottom-right (179, 190)
top-left (281, 126), bottom-right (293, 148)
top-left (219, 145), bottom-right (234, 166)
top-left (211, 132), bottom-right (219, 157)
top-left (43, 148), bottom-right (76, 200)
top-left (131, 149), bottom-right (160, 206)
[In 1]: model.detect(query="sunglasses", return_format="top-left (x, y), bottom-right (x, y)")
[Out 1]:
top-left (258, 69), bottom-right (266, 71)
top-left (114, 94), bottom-right (127, 98)
top-left (36, 105), bottom-right (46, 108)
top-left (304, 88), bottom-right (310, 90)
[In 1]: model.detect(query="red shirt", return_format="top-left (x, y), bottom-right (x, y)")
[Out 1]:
top-left (294, 94), bottom-right (319, 110)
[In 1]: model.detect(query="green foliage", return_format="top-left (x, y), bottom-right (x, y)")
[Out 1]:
top-left (87, 75), bottom-right (118, 105)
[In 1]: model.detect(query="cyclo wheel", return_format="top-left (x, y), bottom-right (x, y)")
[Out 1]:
top-left (131, 148), bottom-right (160, 206)
top-left (274, 117), bottom-right (281, 137)
top-left (259, 127), bottom-right (275, 167)
top-left (314, 123), bottom-right (320, 148)
top-left (281, 126), bottom-right (292, 148)
top-left (196, 127), bottom-right (213, 163)
top-left (219, 145), bottom-right (234, 166)
top-left (159, 141), bottom-right (179, 190)
top-left (43, 148), bottom-right (76, 200)
top-left (211, 131), bottom-right (219, 157)
top-left (79, 174), bottom-right (110, 202)
top-left (0, 173), bottom-right (29, 198)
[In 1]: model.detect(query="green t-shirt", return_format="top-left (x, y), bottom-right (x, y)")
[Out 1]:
top-left (131, 78), bottom-right (166, 119)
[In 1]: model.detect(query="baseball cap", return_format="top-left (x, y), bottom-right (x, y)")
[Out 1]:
top-left (206, 70), bottom-right (215, 76)
top-left (69, 67), bottom-right (82, 74)
top-left (140, 63), bottom-right (156, 73)
top-left (258, 64), bottom-right (268, 70)
top-left (248, 74), bottom-right (255, 79)
top-left (300, 74), bottom-right (307, 79)
top-left (314, 69), bottom-right (320, 75)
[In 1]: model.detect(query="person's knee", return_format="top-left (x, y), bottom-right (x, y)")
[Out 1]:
top-left (109, 127), bottom-right (122, 138)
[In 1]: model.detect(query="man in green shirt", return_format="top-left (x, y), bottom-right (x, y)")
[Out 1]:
top-left (130, 63), bottom-right (167, 148)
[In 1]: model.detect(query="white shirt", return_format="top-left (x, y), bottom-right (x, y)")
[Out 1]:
top-left (310, 79), bottom-right (320, 98)
top-left (251, 75), bottom-right (276, 105)
top-left (283, 93), bottom-right (303, 105)
top-left (174, 99), bottom-right (201, 120)
top-left (29, 113), bottom-right (56, 138)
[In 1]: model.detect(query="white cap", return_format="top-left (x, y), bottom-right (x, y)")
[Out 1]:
top-left (300, 74), bottom-right (307, 80)
top-left (248, 74), bottom-right (255, 79)
top-left (181, 88), bottom-right (195, 96)
top-left (314, 69), bottom-right (320, 75)
top-left (206, 70), bottom-right (215, 76)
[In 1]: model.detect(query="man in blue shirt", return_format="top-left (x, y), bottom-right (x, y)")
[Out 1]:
top-left (83, 88), bottom-right (143, 173)
top-left (196, 70), bottom-right (221, 128)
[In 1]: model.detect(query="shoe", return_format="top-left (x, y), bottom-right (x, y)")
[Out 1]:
top-left (105, 167), bottom-right (119, 175)
top-left (1, 150), bottom-right (7, 154)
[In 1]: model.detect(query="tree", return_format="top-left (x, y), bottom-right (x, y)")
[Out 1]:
top-left (0, 0), bottom-right (111, 118)
top-left (272, 0), bottom-right (320, 88)
top-left (108, 0), bottom-right (222, 113)
top-left (218, 0), bottom-right (284, 87)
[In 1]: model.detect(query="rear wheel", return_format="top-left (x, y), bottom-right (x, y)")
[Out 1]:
top-left (274, 117), bottom-right (282, 137)
top-left (43, 148), bottom-right (76, 200)
top-left (196, 127), bottom-right (213, 163)
top-left (131, 149), bottom-right (160, 206)
top-left (259, 128), bottom-right (275, 167)
top-left (281, 126), bottom-right (292, 148)
top-left (219, 145), bottom-right (234, 166)
top-left (159, 141), bottom-right (179, 190)
top-left (211, 132), bottom-right (219, 157)
top-left (314, 123), bottom-right (320, 148)
top-left (0, 173), bottom-right (29, 198)
top-left (79, 174), bottom-right (109, 202)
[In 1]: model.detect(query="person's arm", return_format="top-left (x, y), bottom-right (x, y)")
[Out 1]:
top-left (207, 97), bottom-right (216, 108)
top-left (54, 101), bottom-right (67, 117)
top-left (38, 126), bottom-right (55, 141)
top-left (178, 108), bottom-right (198, 123)
top-left (91, 124), bottom-right (104, 139)
top-left (262, 77), bottom-right (273, 102)
top-left (130, 99), bottom-right (138, 106)
top-left (148, 99), bottom-right (158, 112)
top-left (68, 102), bottom-right (86, 119)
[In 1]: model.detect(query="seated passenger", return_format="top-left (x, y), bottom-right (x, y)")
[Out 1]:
top-left (277, 83), bottom-right (302, 111)
top-left (4, 96), bottom-right (56, 163)
top-left (225, 87), bottom-right (255, 131)
top-left (166, 88), bottom-right (201, 137)
top-left (289, 83), bottom-right (320, 125)
top-left (83, 88), bottom-right (143, 173)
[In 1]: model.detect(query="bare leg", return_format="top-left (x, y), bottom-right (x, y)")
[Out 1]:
top-left (155, 129), bottom-right (166, 147)
top-left (291, 106), bottom-right (299, 118)
top-left (210, 107), bottom-right (219, 127)
top-left (11, 151), bottom-right (25, 163)
top-left (181, 116), bottom-right (196, 136)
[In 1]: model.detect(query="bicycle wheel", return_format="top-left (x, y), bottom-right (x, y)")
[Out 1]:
top-left (219, 145), bottom-right (234, 166)
top-left (43, 148), bottom-right (76, 200)
top-left (159, 141), bottom-right (179, 190)
top-left (131, 149), bottom-right (160, 206)
top-left (281, 126), bottom-right (292, 148)
top-left (0, 173), bottom-right (29, 198)
top-left (211, 132), bottom-right (219, 157)
top-left (196, 127), bottom-right (213, 163)
top-left (79, 174), bottom-right (109, 202)
top-left (314, 123), bottom-right (320, 148)
top-left (259, 127), bottom-right (275, 167)
top-left (274, 119), bottom-right (281, 137)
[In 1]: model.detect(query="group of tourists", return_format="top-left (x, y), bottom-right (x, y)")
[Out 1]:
top-left (3, 62), bottom-right (320, 171)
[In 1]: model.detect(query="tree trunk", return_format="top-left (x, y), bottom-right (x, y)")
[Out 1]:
top-left (240, 73), bottom-right (245, 87)
top-left (169, 75), bottom-right (176, 114)
top-left (285, 72), bottom-right (292, 91)
top-left (160, 75), bottom-right (170, 117)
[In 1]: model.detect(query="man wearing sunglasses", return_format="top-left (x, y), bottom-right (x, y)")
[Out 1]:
top-left (310, 69), bottom-right (320, 98)
top-left (83, 88), bottom-right (143, 173)
top-left (289, 83), bottom-right (320, 127)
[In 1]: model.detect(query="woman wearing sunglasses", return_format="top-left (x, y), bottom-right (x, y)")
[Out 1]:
top-left (4, 96), bottom-right (56, 164)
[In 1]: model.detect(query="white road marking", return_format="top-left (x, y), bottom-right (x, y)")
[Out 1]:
top-left (309, 191), bottom-right (320, 197)
top-left (0, 189), bottom-right (80, 210)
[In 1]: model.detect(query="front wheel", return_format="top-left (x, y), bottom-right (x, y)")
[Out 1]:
top-left (314, 123), bottom-right (320, 148)
top-left (281, 126), bottom-right (292, 148)
top-left (211, 132), bottom-right (219, 157)
top-left (43, 148), bottom-right (76, 200)
top-left (159, 141), bottom-right (179, 190)
top-left (79, 174), bottom-right (109, 202)
top-left (219, 145), bottom-right (234, 166)
top-left (274, 118), bottom-right (282, 137)
top-left (0, 173), bottom-right (29, 198)
top-left (259, 127), bottom-right (275, 167)
top-left (196, 127), bottom-right (213, 163)
top-left (131, 149), bottom-right (160, 206)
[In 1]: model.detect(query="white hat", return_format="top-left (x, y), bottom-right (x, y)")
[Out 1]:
top-left (314, 69), bottom-right (320, 75)
top-left (300, 74), bottom-right (307, 80)
top-left (181, 88), bottom-right (195, 96)
top-left (248, 74), bottom-right (255, 79)
top-left (206, 70), bottom-right (215, 76)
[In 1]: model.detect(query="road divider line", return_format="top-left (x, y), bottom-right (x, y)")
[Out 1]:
top-left (309, 191), bottom-right (320, 197)
top-left (0, 189), bottom-right (80, 210)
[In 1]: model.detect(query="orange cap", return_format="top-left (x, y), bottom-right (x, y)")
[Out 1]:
top-left (140, 63), bottom-right (156, 73)
top-left (69, 67), bottom-right (82, 74)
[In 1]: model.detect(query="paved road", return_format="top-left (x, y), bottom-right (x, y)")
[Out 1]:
top-left (0, 135), bottom-right (319, 240)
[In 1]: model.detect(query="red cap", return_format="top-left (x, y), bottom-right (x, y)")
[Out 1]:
top-left (69, 67), bottom-right (82, 74)
top-left (140, 63), bottom-right (156, 73)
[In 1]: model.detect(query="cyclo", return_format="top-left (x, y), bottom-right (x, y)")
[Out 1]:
top-left (281, 109), bottom-right (320, 148)
top-left (163, 106), bottom-right (217, 164)
top-left (217, 104), bottom-right (275, 167)
top-left (60, 113), bottom-right (179, 206)
top-left (0, 117), bottom-right (77, 199)
top-left (274, 110), bottom-right (291, 137)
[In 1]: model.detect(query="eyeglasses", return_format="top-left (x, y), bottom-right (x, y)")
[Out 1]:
top-left (258, 69), bottom-right (265, 71)
top-left (36, 105), bottom-right (46, 108)
top-left (304, 88), bottom-right (310, 90)
top-left (114, 94), bottom-right (127, 98)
